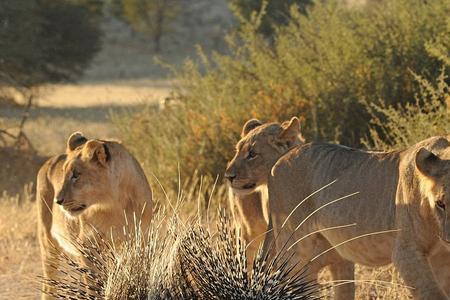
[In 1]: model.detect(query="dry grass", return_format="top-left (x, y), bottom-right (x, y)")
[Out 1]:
top-left (0, 188), bottom-right (414, 299)
top-left (0, 189), bottom-right (40, 299)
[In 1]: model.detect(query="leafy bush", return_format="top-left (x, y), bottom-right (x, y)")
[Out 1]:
top-left (363, 71), bottom-right (450, 150)
top-left (114, 0), bottom-right (450, 190)
top-left (364, 36), bottom-right (450, 151)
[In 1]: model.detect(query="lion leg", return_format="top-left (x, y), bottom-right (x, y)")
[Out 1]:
top-left (231, 191), bottom-right (268, 269)
top-left (393, 238), bottom-right (449, 300)
top-left (430, 249), bottom-right (450, 297)
top-left (38, 205), bottom-right (59, 299)
top-left (328, 259), bottom-right (355, 300)
top-left (301, 236), bottom-right (355, 300)
top-left (39, 235), bottom-right (59, 300)
top-left (282, 231), bottom-right (353, 299)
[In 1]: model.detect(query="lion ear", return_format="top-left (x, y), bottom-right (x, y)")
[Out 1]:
top-left (82, 140), bottom-right (110, 167)
top-left (416, 148), bottom-right (443, 178)
top-left (67, 132), bottom-right (87, 152)
top-left (241, 119), bottom-right (262, 137)
top-left (279, 117), bottom-right (301, 143)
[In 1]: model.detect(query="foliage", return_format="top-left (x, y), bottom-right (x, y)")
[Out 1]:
top-left (363, 71), bottom-right (450, 150)
top-left (111, 0), bottom-right (181, 52)
top-left (0, 0), bottom-right (102, 93)
top-left (228, 0), bottom-right (313, 37)
top-left (114, 0), bottom-right (450, 190)
top-left (364, 33), bottom-right (450, 151)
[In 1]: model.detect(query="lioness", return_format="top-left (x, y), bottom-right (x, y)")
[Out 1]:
top-left (226, 117), bottom-right (304, 266)
top-left (228, 122), bottom-right (450, 299)
top-left (37, 132), bottom-right (153, 299)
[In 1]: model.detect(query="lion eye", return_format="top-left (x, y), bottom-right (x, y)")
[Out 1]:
top-left (436, 200), bottom-right (446, 210)
top-left (247, 150), bottom-right (258, 160)
top-left (72, 170), bottom-right (80, 181)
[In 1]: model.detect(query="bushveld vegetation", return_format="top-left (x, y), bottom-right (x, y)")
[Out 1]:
top-left (364, 38), bottom-right (450, 150)
top-left (114, 0), bottom-right (450, 193)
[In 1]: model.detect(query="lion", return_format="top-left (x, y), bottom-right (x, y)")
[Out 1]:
top-left (227, 120), bottom-right (450, 299)
top-left (37, 132), bottom-right (153, 299)
top-left (225, 117), bottom-right (304, 267)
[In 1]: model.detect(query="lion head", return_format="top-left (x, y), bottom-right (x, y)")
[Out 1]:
top-left (225, 117), bottom-right (304, 196)
top-left (415, 143), bottom-right (450, 243)
top-left (53, 132), bottom-right (151, 218)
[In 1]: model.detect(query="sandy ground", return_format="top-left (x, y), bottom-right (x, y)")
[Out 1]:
top-left (1, 79), bottom-right (171, 156)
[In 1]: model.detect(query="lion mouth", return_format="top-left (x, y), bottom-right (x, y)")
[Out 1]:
top-left (65, 204), bottom-right (87, 214)
top-left (242, 183), bottom-right (256, 190)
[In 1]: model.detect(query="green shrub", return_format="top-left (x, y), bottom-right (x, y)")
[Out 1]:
top-left (114, 0), bottom-right (450, 190)
top-left (364, 34), bottom-right (450, 151)
top-left (363, 70), bottom-right (450, 151)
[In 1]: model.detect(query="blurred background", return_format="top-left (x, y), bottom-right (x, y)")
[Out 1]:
top-left (0, 0), bottom-right (449, 298)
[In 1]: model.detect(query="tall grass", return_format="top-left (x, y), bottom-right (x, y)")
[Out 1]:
top-left (0, 187), bottom-right (40, 299)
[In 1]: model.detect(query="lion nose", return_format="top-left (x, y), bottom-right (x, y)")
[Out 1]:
top-left (55, 195), bottom-right (65, 205)
top-left (225, 171), bottom-right (236, 183)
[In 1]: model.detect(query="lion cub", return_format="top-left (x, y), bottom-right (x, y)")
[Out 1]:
top-left (37, 132), bottom-right (153, 299)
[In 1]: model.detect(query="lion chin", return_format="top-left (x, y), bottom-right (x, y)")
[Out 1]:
top-left (232, 183), bottom-right (258, 196)
top-left (62, 204), bottom-right (87, 218)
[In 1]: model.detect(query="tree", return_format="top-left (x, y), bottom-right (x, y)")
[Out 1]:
top-left (228, 0), bottom-right (313, 37)
top-left (0, 0), bottom-right (102, 103)
top-left (114, 0), bottom-right (180, 53)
